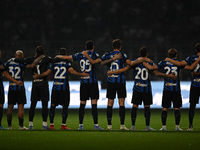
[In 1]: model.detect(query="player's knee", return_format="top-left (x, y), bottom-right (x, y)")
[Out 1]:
top-left (162, 108), bottom-right (168, 111)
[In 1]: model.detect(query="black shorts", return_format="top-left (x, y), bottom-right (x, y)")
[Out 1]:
top-left (189, 85), bottom-right (200, 104)
top-left (0, 91), bottom-right (4, 104)
top-left (51, 90), bottom-right (70, 106)
top-left (106, 82), bottom-right (126, 99)
top-left (132, 91), bottom-right (153, 105)
top-left (162, 91), bottom-right (182, 108)
top-left (31, 86), bottom-right (49, 102)
top-left (8, 90), bottom-right (26, 105)
top-left (80, 83), bottom-right (99, 101)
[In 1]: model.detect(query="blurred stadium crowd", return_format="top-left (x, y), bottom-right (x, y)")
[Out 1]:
top-left (1, 0), bottom-right (200, 82)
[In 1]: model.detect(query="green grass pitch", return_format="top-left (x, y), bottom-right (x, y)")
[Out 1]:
top-left (0, 109), bottom-right (200, 150)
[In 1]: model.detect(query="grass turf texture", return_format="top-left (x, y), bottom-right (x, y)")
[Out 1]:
top-left (0, 109), bottom-right (200, 150)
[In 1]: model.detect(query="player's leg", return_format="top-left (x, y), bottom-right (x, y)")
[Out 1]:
top-left (42, 100), bottom-right (49, 129)
top-left (188, 102), bottom-right (196, 131)
top-left (0, 104), bottom-right (5, 129)
top-left (160, 91), bottom-right (170, 130)
top-left (49, 104), bottom-right (56, 130)
top-left (130, 104), bottom-right (138, 131)
top-left (107, 99), bottom-right (114, 130)
top-left (117, 83), bottom-right (128, 130)
top-left (78, 83), bottom-right (88, 130)
top-left (60, 105), bottom-right (70, 130)
top-left (29, 101), bottom-right (37, 129)
top-left (0, 90), bottom-right (5, 129)
top-left (144, 105), bottom-right (154, 131)
top-left (174, 108), bottom-right (182, 131)
top-left (160, 108), bottom-right (168, 130)
top-left (78, 100), bottom-right (86, 130)
top-left (18, 104), bottom-right (27, 130)
top-left (188, 86), bottom-right (198, 131)
top-left (173, 91), bottom-right (182, 131)
top-left (7, 104), bottom-right (14, 129)
top-left (118, 98), bottom-right (128, 130)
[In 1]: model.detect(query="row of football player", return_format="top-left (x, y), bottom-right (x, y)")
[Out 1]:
top-left (0, 39), bottom-right (200, 131)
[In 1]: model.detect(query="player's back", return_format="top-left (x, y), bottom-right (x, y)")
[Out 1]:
top-left (50, 60), bottom-right (71, 91)
top-left (32, 56), bottom-right (52, 86)
top-left (185, 55), bottom-right (200, 87)
top-left (5, 58), bottom-right (25, 91)
top-left (132, 62), bottom-right (153, 93)
top-left (101, 51), bottom-right (128, 83)
top-left (158, 59), bottom-right (181, 91)
top-left (72, 50), bottom-right (99, 83)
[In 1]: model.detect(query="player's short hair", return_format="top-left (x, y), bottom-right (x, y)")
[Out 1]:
top-left (112, 39), bottom-right (122, 49)
top-left (15, 50), bottom-right (24, 58)
top-left (195, 43), bottom-right (200, 52)
top-left (36, 46), bottom-right (45, 56)
top-left (168, 48), bottom-right (178, 58)
top-left (59, 48), bottom-right (67, 55)
top-left (139, 46), bottom-right (148, 57)
top-left (85, 40), bottom-right (94, 50)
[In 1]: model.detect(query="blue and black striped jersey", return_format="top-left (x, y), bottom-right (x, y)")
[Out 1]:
top-left (72, 50), bottom-right (99, 83)
top-left (157, 59), bottom-right (182, 91)
top-left (5, 58), bottom-right (26, 91)
top-left (0, 61), bottom-right (5, 93)
top-left (49, 60), bottom-right (72, 91)
top-left (185, 55), bottom-right (200, 87)
top-left (101, 51), bottom-right (128, 84)
top-left (132, 61), bottom-right (154, 93)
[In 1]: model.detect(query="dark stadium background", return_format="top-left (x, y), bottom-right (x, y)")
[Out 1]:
top-left (1, 0), bottom-right (200, 85)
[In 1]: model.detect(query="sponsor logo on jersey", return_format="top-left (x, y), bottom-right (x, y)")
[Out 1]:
top-left (33, 79), bottom-right (43, 82)
top-left (54, 82), bottom-right (64, 85)
top-left (194, 78), bottom-right (200, 82)
top-left (165, 82), bottom-right (177, 86)
top-left (136, 82), bottom-right (147, 87)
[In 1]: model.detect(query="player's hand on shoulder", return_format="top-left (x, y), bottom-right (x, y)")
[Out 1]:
top-left (167, 73), bottom-right (177, 80)
top-left (113, 53), bottom-right (122, 60)
top-left (145, 58), bottom-right (152, 63)
top-left (82, 50), bottom-right (88, 56)
top-left (165, 57), bottom-right (170, 61)
top-left (33, 72), bottom-right (39, 79)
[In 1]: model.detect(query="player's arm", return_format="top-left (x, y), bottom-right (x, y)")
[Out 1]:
top-left (126, 58), bottom-right (152, 66)
top-left (192, 72), bottom-right (200, 77)
top-left (107, 65), bottom-right (131, 76)
top-left (55, 55), bottom-right (73, 60)
top-left (184, 56), bottom-right (200, 71)
top-left (100, 53), bottom-right (122, 66)
top-left (3, 71), bottom-right (23, 86)
top-left (33, 69), bottom-right (52, 79)
top-left (68, 67), bottom-right (89, 77)
top-left (165, 58), bottom-right (187, 66)
top-left (153, 70), bottom-right (177, 80)
top-left (82, 51), bottom-right (101, 65)
top-left (26, 55), bottom-right (45, 69)
top-left (143, 62), bottom-right (158, 70)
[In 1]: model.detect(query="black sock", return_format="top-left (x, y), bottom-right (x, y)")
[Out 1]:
top-left (79, 104), bottom-right (85, 124)
top-left (42, 102), bottom-right (48, 122)
top-left (49, 106), bottom-right (56, 124)
top-left (7, 113), bottom-right (12, 127)
top-left (29, 101), bottom-right (37, 122)
top-left (18, 118), bottom-right (24, 127)
top-left (119, 106), bottom-right (125, 125)
top-left (189, 103), bottom-right (196, 128)
top-left (107, 106), bottom-right (112, 125)
top-left (161, 111), bottom-right (167, 126)
top-left (175, 110), bottom-right (181, 125)
top-left (144, 107), bottom-right (151, 126)
top-left (131, 107), bottom-right (137, 126)
top-left (92, 104), bottom-right (98, 124)
top-left (0, 107), bottom-right (3, 126)
top-left (62, 106), bottom-right (68, 124)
